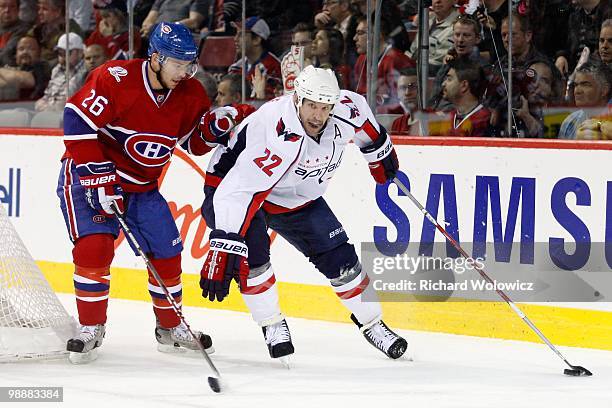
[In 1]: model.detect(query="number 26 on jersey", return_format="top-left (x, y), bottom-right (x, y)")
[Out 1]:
top-left (81, 90), bottom-right (108, 117)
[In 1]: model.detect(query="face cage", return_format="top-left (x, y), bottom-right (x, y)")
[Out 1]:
top-left (156, 53), bottom-right (198, 79)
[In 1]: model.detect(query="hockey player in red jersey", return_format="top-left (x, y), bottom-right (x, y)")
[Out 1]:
top-left (57, 22), bottom-right (241, 363)
top-left (199, 66), bottom-right (408, 363)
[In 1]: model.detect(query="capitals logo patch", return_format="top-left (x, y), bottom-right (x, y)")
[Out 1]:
top-left (124, 133), bottom-right (177, 167)
top-left (108, 66), bottom-right (128, 83)
top-left (340, 96), bottom-right (360, 119)
top-left (276, 118), bottom-right (301, 142)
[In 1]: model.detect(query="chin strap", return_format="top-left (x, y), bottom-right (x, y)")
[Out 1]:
top-left (150, 57), bottom-right (169, 92)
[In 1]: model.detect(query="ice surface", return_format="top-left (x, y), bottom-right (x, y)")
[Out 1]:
top-left (1, 294), bottom-right (610, 408)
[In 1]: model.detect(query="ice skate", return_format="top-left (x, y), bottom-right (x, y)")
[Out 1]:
top-left (351, 314), bottom-right (407, 359)
top-left (262, 318), bottom-right (294, 367)
top-left (67, 324), bottom-right (106, 364)
top-left (155, 321), bottom-right (214, 354)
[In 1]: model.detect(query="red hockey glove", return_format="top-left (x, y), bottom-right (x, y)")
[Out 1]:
top-left (199, 104), bottom-right (255, 146)
top-left (360, 130), bottom-right (399, 184)
top-left (200, 229), bottom-right (249, 302)
top-left (76, 161), bottom-right (124, 216)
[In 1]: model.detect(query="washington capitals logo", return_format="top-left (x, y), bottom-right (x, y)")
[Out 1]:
top-left (340, 96), bottom-right (360, 119)
top-left (276, 118), bottom-right (301, 142)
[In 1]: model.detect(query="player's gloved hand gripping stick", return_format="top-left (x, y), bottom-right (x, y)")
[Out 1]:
top-left (200, 230), bottom-right (249, 302)
top-left (391, 176), bottom-right (592, 377)
top-left (360, 130), bottom-right (399, 184)
top-left (77, 161), bottom-right (124, 216)
top-left (109, 202), bottom-right (224, 393)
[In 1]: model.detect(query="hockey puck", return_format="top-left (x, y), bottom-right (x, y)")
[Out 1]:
top-left (208, 377), bottom-right (221, 393)
top-left (564, 369), bottom-right (581, 376)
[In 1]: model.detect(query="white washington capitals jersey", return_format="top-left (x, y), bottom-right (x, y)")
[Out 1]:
top-left (205, 90), bottom-right (384, 235)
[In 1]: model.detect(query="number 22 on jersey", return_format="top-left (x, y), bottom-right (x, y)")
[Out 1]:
top-left (253, 148), bottom-right (282, 176)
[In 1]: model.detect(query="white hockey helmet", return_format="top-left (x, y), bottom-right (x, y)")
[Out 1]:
top-left (294, 65), bottom-right (341, 109)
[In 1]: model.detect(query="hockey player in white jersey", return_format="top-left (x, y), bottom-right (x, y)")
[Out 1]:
top-left (199, 66), bottom-right (407, 361)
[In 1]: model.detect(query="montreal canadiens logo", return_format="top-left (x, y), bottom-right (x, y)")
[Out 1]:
top-left (125, 133), bottom-right (176, 167)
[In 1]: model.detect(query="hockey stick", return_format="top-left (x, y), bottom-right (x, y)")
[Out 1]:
top-left (391, 177), bottom-right (593, 377)
top-left (110, 203), bottom-right (223, 392)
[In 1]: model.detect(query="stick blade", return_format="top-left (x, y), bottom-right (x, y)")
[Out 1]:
top-left (564, 366), bottom-right (593, 377)
top-left (208, 376), bottom-right (222, 393)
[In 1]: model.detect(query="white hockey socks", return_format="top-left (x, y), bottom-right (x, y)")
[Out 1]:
top-left (240, 262), bottom-right (283, 326)
top-left (330, 261), bottom-right (382, 326)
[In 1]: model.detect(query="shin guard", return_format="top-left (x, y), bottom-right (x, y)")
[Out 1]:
top-left (72, 234), bottom-right (114, 326)
top-left (240, 262), bottom-right (282, 326)
top-left (330, 261), bottom-right (382, 326)
top-left (148, 254), bottom-right (183, 329)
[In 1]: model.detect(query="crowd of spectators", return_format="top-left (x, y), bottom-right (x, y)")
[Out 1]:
top-left (0, 0), bottom-right (610, 139)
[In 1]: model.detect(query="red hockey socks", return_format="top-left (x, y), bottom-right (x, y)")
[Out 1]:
top-left (148, 254), bottom-right (182, 329)
top-left (72, 234), bottom-right (115, 326)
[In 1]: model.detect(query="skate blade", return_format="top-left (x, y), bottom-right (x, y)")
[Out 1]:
top-left (278, 355), bottom-right (291, 369)
top-left (157, 344), bottom-right (215, 355)
top-left (69, 349), bottom-right (98, 364)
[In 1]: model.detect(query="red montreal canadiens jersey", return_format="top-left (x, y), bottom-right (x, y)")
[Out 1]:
top-left (206, 90), bottom-right (386, 235)
top-left (62, 59), bottom-right (211, 192)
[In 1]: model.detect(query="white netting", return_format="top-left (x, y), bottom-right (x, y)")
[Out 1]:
top-left (0, 205), bottom-right (75, 361)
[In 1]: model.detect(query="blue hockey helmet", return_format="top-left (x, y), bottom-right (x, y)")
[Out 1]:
top-left (148, 22), bottom-right (198, 62)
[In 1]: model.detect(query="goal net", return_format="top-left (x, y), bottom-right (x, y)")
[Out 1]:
top-left (0, 205), bottom-right (75, 361)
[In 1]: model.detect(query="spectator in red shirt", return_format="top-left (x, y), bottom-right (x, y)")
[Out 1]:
top-left (441, 59), bottom-right (491, 136)
top-left (391, 67), bottom-right (423, 135)
top-left (353, 15), bottom-right (415, 112)
top-left (228, 16), bottom-right (281, 101)
top-left (86, 0), bottom-right (141, 60)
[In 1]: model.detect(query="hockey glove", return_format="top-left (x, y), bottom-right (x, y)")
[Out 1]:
top-left (77, 161), bottom-right (124, 216)
top-left (360, 129), bottom-right (399, 184)
top-left (199, 104), bottom-right (254, 146)
top-left (200, 229), bottom-right (249, 302)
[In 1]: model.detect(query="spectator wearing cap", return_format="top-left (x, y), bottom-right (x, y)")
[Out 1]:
top-left (140, 0), bottom-right (209, 37)
top-left (0, 0), bottom-right (31, 66)
top-left (86, 0), bottom-right (141, 60)
top-left (29, 0), bottom-right (82, 63)
top-left (0, 34), bottom-right (50, 100)
top-left (228, 16), bottom-right (281, 101)
top-left (83, 43), bottom-right (108, 72)
top-left (34, 32), bottom-right (88, 111)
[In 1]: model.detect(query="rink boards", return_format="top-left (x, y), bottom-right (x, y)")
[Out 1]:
top-left (1, 130), bottom-right (612, 350)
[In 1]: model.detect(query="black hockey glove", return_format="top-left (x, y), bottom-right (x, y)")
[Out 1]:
top-left (200, 229), bottom-right (249, 302)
